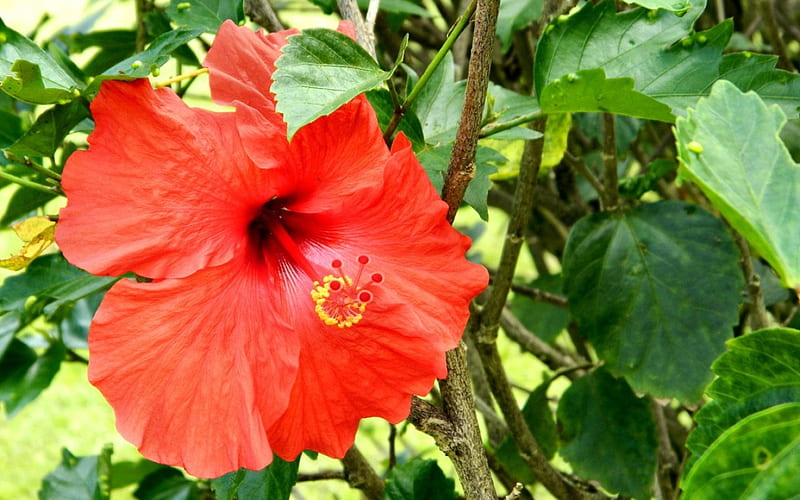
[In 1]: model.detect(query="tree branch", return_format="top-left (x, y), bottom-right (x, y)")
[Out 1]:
top-left (341, 445), bottom-right (384, 500)
top-left (442, 0), bottom-right (502, 222)
top-left (244, 0), bottom-right (284, 31)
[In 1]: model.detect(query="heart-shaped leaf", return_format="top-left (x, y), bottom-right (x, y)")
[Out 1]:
top-left (563, 201), bottom-right (743, 402)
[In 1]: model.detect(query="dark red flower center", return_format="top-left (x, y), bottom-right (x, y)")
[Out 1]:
top-left (250, 201), bottom-right (383, 328)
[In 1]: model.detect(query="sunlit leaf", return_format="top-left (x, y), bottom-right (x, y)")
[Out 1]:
top-left (496, 0), bottom-right (542, 52)
top-left (541, 113), bottom-right (571, 168)
top-left (0, 18), bottom-right (83, 104)
top-left (6, 99), bottom-right (90, 157)
top-left (622, 0), bottom-right (692, 13)
top-left (134, 466), bottom-right (197, 500)
top-left (676, 80), bottom-right (800, 289)
top-left (562, 201), bottom-right (743, 402)
top-left (272, 29), bottom-right (389, 139)
top-left (685, 328), bottom-right (800, 471)
top-left (39, 446), bottom-right (113, 500)
top-left (0, 216), bottom-right (56, 271)
top-left (682, 403), bottom-right (800, 499)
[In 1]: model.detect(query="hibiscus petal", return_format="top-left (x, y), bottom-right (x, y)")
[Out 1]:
top-left (88, 256), bottom-right (300, 478)
top-left (266, 134), bottom-right (488, 460)
top-left (56, 79), bottom-right (275, 279)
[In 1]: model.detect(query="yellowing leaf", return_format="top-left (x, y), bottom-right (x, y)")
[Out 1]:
top-left (541, 113), bottom-right (571, 168)
top-left (0, 216), bottom-right (56, 270)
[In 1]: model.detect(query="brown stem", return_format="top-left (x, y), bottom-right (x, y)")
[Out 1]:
top-left (244, 0), bottom-right (284, 31)
top-left (734, 232), bottom-right (770, 330)
top-left (600, 112), bottom-right (619, 211)
top-left (341, 446), bottom-right (384, 500)
top-left (499, 308), bottom-right (585, 373)
top-left (134, 0), bottom-right (151, 52)
top-left (337, 0), bottom-right (376, 58)
top-left (442, 0), bottom-right (502, 223)
top-left (296, 470), bottom-right (347, 482)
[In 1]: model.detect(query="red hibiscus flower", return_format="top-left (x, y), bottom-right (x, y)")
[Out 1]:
top-left (55, 21), bottom-right (487, 478)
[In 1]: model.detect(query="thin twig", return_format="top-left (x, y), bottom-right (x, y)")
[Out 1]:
top-left (505, 280), bottom-right (568, 309)
top-left (734, 232), bottom-right (770, 330)
top-left (499, 308), bottom-right (584, 374)
top-left (600, 112), bottom-right (619, 211)
top-left (244, 0), bottom-right (284, 31)
top-left (564, 151), bottom-right (605, 201)
top-left (442, 0), bottom-right (500, 222)
top-left (296, 470), bottom-right (347, 482)
top-left (504, 483), bottom-right (525, 500)
top-left (337, 0), bottom-right (376, 58)
top-left (652, 399), bottom-right (680, 500)
top-left (134, 0), bottom-right (151, 52)
top-left (341, 446), bottom-right (384, 500)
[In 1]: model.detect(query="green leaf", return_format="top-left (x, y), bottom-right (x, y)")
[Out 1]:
top-left (0, 186), bottom-right (57, 226)
top-left (539, 68), bottom-right (673, 122)
top-left (0, 338), bottom-right (65, 417)
top-left (6, 99), bottom-right (90, 157)
top-left (408, 53), bottom-right (465, 145)
top-left (93, 28), bottom-right (203, 87)
top-left (39, 446), bottom-right (113, 500)
top-left (535, 1), bottom-right (800, 119)
top-left (622, 0), bottom-right (692, 13)
top-left (686, 328), bottom-right (800, 470)
top-left (0, 18), bottom-right (83, 104)
top-left (676, 80), bottom-right (800, 289)
top-left (272, 29), bottom-right (390, 138)
top-left (557, 368), bottom-right (657, 499)
top-left (384, 459), bottom-right (457, 500)
top-left (211, 457), bottom-right (300, 500)
top-left (0, 108), bottom-right (23, 148)
top-left (59, 30), bottom-right (137, 76)
top-left (562, 201), bottom-right (743, 402)
top-left (134, 467), bottom-right (198, 500)
top-left (366, 88), bottom-right (425, 147)
top-left (497, 0), bottom-right (542, 52)
top-left (494, 379), bottom-right (558, 483)
top-left (167, 0), bottom-right (245, 34)
top-left (110, 460), bottom-right (162, 490)
top-left (508, 274), bottom-right (569, 343)
top-left (682, 403), bottom-right (800, 499)
top-left (484, 83), bottom-right (542, 140)
top-left (0, 253), bottom-right (116, 318)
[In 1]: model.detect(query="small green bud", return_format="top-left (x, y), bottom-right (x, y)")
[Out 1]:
top-left (681, 38), bottom-right (692, 48)
top-left (566, 73), bottom-right (578, 83)
top-left (0, 32), bottom-right (7, 44)
top-left (544, 24), bottom-right (554, 35)
top-left (687, 141), bottom-right (703, 154)
top-left (696, 34), bottom-right (707, 44)
top-left (150, 64), bottom-right (160, 77)
top-left (177, 2), bottom-right (191, 10)
top-left (71, 88), bottom-right (81, 98)
top-left (131, 60), bottom-right (142, 69)
top-left (557, 14), bottom-right (569, 23)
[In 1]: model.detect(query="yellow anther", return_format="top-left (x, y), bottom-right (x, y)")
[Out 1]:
top-left (311, 275), bottom-right (368, 328)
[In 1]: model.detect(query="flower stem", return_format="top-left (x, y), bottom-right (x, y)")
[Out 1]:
top-left (382, 0), bottom-right (477, 141)
top-left (0, 169), bottom-right (62, 196)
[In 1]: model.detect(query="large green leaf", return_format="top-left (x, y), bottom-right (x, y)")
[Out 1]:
top-left (39, 446), bottom-right (113, 500)
top-left (272, 29), bottom-right (390, 139)
top-left (676, 80), bottom-right (800, 289)
top-left (0, 338), bottom-right (65, 417)
top-left (682, 403), bottom-right (800, 499)
top-left (0, 18), bottom-right (83, 104)
top-left (538, 68), bottom-right (673, 122)
top-left (6, 99), bottom-right (90, 157)
top-left (384, 459), bottom-right (457, 500)
top-left (211, 457), bottom-right (299, 500)
top-left (562, 201), bottom-right (743, 402)
top-left (534, 1), bottom-right (800, 120)
top-left (686, 328), bottom-right (800, 470)
top-left (166, 0), bottom-right (245, 34)
top-left (557, 368), bottom-right (657, 499)
top-left (0, 108), bottom-right (23, 148)
top-left (408, 52), bottom-right (464, 145)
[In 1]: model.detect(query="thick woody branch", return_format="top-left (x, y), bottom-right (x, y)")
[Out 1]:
top-left (337, 0), bottom-right (376, 58)
top-left (442, 0), bottom-right (502, 223)
top-left (244, 0), bottom-right (284, 31)
top-left (341, 446), bottom-right (385, 500)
